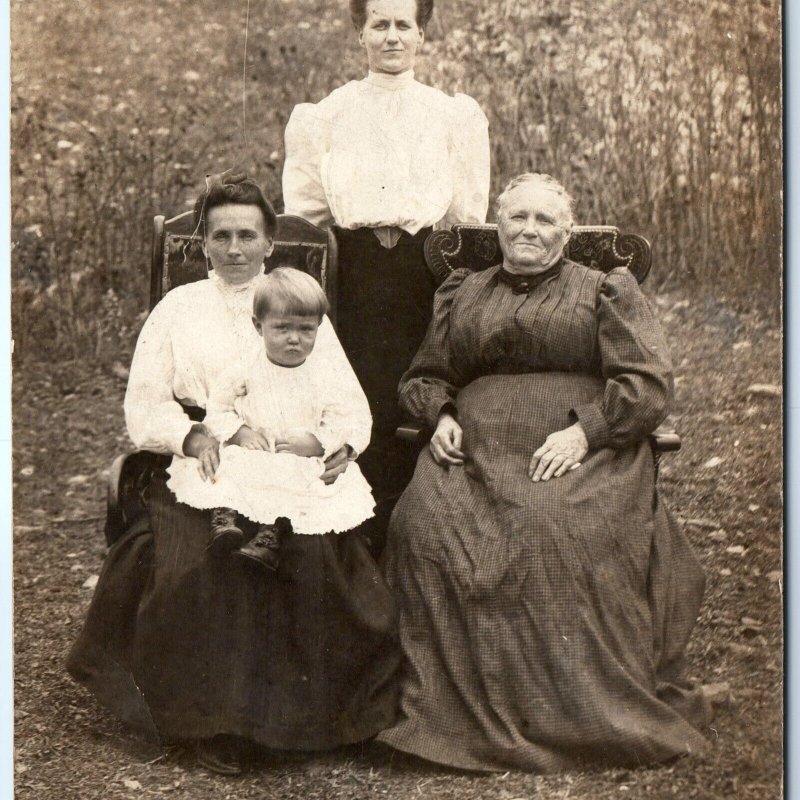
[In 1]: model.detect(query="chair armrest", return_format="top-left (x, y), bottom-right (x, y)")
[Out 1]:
top-left (105, 450), bottom-right (170, 547)
top-left (396, 421), bottom-right (429, 446)
top-left (649, 426), bottom-right (681, 453)
top-left (105, 453), bottom-right (130, 546)
top-left (398, 422), bottom-right (681, 459)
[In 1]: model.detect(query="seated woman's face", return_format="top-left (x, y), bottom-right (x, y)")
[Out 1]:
top-left (204, 204), bottom-right (274, 285)
top-left (359, 0), bottom-right (423, 75)
top-left (497, 183), bottom-right (572, 275)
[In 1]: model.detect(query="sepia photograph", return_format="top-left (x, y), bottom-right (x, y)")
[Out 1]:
top-left (11, 0), bottom-right (782, 797)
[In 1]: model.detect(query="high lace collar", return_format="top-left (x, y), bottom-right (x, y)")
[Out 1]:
top-left (210, 269), bottom-right (263, 297)
top-left (365, 69), bottom-right (416, 90)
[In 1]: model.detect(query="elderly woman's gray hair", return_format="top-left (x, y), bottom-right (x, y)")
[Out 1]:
top-left (495, 173), bottom-right (575, 225)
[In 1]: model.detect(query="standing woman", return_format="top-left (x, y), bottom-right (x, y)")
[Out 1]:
top-left (283, 0), bottom-right (490, 540)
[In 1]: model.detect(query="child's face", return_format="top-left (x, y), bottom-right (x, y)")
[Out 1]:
top-left (253, 311), bottom-right (320, 367)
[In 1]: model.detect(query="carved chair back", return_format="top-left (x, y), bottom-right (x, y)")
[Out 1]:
top-left (424, 224), bottom-right (651, 286)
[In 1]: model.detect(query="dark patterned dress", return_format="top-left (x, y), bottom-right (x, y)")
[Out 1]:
top-left (377, 260), bottom-right (711, 772)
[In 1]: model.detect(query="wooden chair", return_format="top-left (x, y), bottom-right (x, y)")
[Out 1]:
top-left (105, 212), bottom-right (338, 547)
top-left (396, 224), bottom-right (681, 469)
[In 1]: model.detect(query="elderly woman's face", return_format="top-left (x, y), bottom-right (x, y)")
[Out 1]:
top-left (497, 183), bottom-right (572, 275)
top-left (359, 0), bottom-right (423, 75)
top-left (204, 204), bottom-right (274, 286)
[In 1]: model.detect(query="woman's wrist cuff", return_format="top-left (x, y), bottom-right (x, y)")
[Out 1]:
top-left (570, 404), bottom-right (610, 450)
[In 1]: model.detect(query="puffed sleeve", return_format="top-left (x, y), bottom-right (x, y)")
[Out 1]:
top-left (123, 295), bottom-right (195, 456)
top-left (570, 268), bottom-right (674, 450)
top-left (399, 268), bottom-right (475, 427)
top-left (442, 94), bottom-right (490, 227)
top-left (282, 103), bottom-right (334, 227)
top-left (313, 317), bottom-right (373, 458)
top-left (204, 362), bottom-right (248, 444)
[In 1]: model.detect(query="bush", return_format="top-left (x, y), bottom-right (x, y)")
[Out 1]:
top-left (422, 0), bottom-right (780, 306)
top-left (11, 0), bottom-right (781, 363)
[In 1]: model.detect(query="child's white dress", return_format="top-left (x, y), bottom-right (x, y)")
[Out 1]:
top-left (167, 346), bottom-right (375, 535)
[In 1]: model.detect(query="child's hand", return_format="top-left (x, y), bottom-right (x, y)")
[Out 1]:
top-left (274, 432), bottom-right (324, 458)
top-left (228, 425), bottom-right (271, 451)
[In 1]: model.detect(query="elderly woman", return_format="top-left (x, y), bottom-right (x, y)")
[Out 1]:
top-left (283, 0), bottom-right (490, 542)
top-left (67, 176), bottom-right (399, 775)
top-left (377, 173), bottom-right (711, 772)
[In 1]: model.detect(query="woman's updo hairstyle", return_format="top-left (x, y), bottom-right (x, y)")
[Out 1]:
top-left (349, 0), bottom-right (434, 31)
top-left (194, 172), bottom-right (278, 239)
top-left (496, 173), bottom-right (575, 227)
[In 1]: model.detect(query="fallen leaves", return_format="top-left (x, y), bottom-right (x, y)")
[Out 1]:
top-left (111, 361), bottom-right (130, 381)
top-left (725, 642), bottom-right (756, 657)
top-left (746, 383), bottom-right (781, 398)
top-left (701, 682), bottom-right (733, 706)
top-left (684, 517), bottom-right (720, 529)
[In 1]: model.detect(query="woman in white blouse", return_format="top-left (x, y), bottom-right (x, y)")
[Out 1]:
top-left (67, 176), bottom-right (400, 776)
top-left (283, 0), bottom-right (490, 543)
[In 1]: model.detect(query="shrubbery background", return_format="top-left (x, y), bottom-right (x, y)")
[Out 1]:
top-left (11, 0), bottom-right (781, 363)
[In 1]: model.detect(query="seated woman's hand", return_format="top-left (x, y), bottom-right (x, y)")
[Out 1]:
top-left (275, 432), bottom-right (324, 458)
top-left (228, 425), bottom-right (271, 450)
top-left (320, 445), bottom-right (352, 485)
top-left (182, 424), bottom-right (221, 482)
top-left (430, 412), bottom-right (466, 468)
top-left (528, 422), bottom-right (588, 482)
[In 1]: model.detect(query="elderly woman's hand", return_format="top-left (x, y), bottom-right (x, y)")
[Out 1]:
top-left (528, 422), bottom-right (588, 482)
top-left (430, 412), bottom-right (466, 467)
top-left (320, 445), bottom-right (352, 485)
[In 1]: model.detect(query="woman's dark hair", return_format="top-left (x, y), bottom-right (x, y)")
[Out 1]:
top-left (349, 0), bottom-right (434, 31)
top-left (193, 173), bottom-right (278, 239)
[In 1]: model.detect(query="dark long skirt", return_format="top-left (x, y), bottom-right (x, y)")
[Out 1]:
top-left (334, 226), bottom-right (436, 546)
top-left (67, 469), bottom-right (400, 749)
top-left (378, 373), bottom-right (711, 772)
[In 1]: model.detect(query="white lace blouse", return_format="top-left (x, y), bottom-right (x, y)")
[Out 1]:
top-left (282, 70), bottom-right (490, 235)
top-left (124, 273), bottom-right (368, 457)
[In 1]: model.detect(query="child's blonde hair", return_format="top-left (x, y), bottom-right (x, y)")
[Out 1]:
top-left (253, 267), bottom-right (329, 321)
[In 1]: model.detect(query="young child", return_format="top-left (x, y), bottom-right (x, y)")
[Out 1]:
top-left (166, 267), bottom-right (375, 572)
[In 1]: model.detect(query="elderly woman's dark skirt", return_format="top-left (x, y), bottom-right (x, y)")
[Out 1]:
top-left (67, 469), bottom-right (400, 749)
top-left (379, 374), bottom-right (712, 772)
top-left (334, 227), bottom-right (437, 546)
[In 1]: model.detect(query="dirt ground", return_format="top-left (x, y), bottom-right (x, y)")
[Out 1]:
top-left (11, 290), bottom-right (782, 799)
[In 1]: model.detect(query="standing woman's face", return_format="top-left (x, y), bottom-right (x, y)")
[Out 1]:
top-left (359, 0), bottom-right (423, 75)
